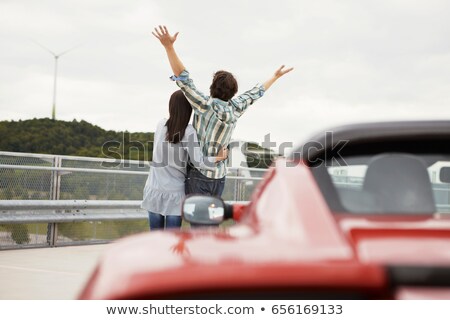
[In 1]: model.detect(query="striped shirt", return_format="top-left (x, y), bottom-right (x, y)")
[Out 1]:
top-left (173, 70), bottom-right (265, 179)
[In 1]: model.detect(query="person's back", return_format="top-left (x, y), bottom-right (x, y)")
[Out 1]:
top-left (173, 69), bottom-right (266, 180)
top-left (145, 119), bottom-right (192, 192)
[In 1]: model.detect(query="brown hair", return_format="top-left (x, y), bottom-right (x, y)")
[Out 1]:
top-left (165, 90), bottom-right (192, 144)
top-left (209, 70), bottom-right (238, 101)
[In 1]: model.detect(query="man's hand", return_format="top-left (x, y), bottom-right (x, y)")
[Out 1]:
top-left (274, 65), bottom-right (294, 79)
top-left (215, 146), bottom-right (229, 162)
top-left (152, 25), bottom-right (179, 48)
top-left (152, 25), bottom-right (185, 77)
top-left (263, 65), bottom-right (294, 91)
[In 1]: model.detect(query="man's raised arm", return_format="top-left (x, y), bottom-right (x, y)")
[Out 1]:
top-left (263, 65), bottom-right (294, 91)
top-left (231, 65), bottom-right (294, 117)
top-left (152, 25), bottom-right (185, 77)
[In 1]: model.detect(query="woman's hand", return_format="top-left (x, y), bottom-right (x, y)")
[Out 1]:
top-left (215, 147), bottom-right (229, 162)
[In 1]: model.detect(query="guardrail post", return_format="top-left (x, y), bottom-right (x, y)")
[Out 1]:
top-left (47, 156), bottom-right (61, 247)
top-left (235, 168), bottom-right (242, 201)
top-left (232, 169), bottom-right (237, 201)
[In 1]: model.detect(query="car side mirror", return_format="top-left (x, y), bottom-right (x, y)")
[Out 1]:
top-left (440, 167), bottom-right (450, 183)
top-left (182, 195), bottom-right (227, 225)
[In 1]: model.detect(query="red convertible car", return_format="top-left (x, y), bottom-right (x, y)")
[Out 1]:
top-left (79, 121), bottom-right (450, 299)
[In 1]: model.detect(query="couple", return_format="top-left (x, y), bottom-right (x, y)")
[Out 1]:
top-left (142, 25), bottom-right (293, 230)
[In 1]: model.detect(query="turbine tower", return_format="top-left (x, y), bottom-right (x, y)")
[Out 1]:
top-left (31, 40), bottom-right (81, 120)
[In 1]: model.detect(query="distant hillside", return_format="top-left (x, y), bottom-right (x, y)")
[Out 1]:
top-left (0, 118), bottom-right (154, 161)
top-left (0, 118), bottom-right (276, 167)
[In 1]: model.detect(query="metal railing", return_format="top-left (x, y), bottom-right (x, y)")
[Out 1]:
top-left (0, 200), bottom-right (146, 249)
top-left (0, 151), bottom-right (266, 249)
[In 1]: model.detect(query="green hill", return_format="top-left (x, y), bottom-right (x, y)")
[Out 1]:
top-left (0, 118), bottom-right (154, 161)
top-left (0, 118), bottom-right (277, 167)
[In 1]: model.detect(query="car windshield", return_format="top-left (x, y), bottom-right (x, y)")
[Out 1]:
top-left (320, 153), bottom-right (450, 215)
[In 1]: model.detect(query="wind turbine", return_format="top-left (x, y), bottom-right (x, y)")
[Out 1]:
top-left (31, 39), bottom-right (81, 120)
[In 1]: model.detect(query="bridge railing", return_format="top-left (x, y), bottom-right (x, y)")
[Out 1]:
top-left (0, 151), bottom-right (266, 249)
top-left (0, 199), bottom-right (248, 250)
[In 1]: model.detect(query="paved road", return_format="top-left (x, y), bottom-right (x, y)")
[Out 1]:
top-left (0, 244), bottom-right (108, 299)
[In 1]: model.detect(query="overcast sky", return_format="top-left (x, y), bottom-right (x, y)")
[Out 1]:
top-left (1, 0), bottom-right (449, 152)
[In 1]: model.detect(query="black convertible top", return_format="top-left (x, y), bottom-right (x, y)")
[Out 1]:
top-left (292, 120), bottom-right (450, 165)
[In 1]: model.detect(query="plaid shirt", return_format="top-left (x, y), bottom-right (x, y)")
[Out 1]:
top-left (172, 70), bottom-right (265, 179)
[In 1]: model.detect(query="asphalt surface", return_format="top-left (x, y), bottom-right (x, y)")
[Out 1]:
top-left (0, 244), bottom-right (108, 299)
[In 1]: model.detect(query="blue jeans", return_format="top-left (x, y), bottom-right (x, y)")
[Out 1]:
top-left (148, 211), bottom-right (182, 230)
top-left (185, 166), bottom-right (226, 196)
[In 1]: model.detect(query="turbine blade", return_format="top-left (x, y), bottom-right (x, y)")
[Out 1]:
top-left (57, 43), bottom-right (83, 57)
top-left (28, 38), bottom-right (56, 56)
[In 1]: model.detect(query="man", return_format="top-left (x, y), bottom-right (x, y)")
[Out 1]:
top-left (153, 25), bottom-right (293, 197)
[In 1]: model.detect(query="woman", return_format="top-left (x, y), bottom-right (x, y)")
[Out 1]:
top-left (141, 90), bottom-right (227, 230)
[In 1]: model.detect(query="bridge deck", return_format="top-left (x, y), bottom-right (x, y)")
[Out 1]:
top-left (0, 245), bottom-right (108, 299)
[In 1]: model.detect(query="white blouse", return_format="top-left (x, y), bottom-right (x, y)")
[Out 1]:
top-left (141, 119), bottom-right (216, 216)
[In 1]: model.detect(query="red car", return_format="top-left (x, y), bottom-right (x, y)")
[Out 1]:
top-left (79, 121), bottom-right (450, 299)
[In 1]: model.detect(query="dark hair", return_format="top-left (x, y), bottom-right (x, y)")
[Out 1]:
top-left (165, 90), bottom-right (192, 144)
top-left (209, 70), bottom-right (238, 101)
